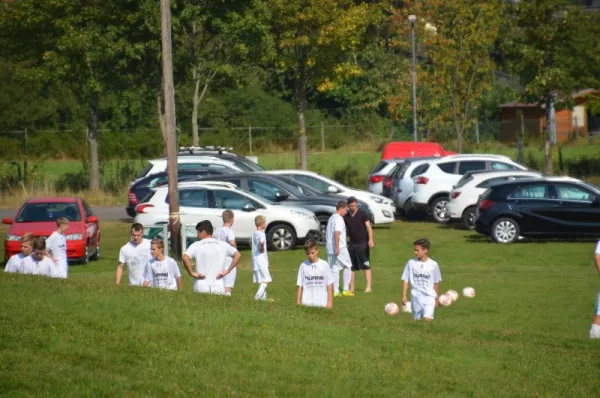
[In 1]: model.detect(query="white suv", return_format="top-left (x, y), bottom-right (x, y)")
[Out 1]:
top-left (447, 170), bottom-right (543, 229)
top-left (134, 181), bottom-right (321, 251)
top-left (411, 154), bottom-right (528, 223)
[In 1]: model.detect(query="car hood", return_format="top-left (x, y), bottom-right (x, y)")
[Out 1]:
top-left (7, 222), bottom-right (82, 237)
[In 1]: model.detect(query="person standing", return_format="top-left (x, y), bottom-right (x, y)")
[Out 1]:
top-left (46, 217), bottom-right (69, 279)
top-left (251, 215), bottom-right (271, 300)
top-left (590, 240), bottom-right (600, 339)
top-left (143, 239), bottom-right (183, 291)
top-left (325, 200), bottom-right (353, 297)
top-left (296, 239), bottom-right (334, 309)
top-left (213, 210), bottom-right (237, 296)
top-left (344, 196), bottom-right (374, 293)
top-left (115, 223), bottom-right (152, 286)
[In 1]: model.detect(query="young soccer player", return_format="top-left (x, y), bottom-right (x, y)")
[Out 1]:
top-left (252, 215), bottom-right (271, 300)
top-left (296, 239), bottom-right (334, 309)
top-left (115, 223), bottom-right (152, 286)
top-left (143, 239), bottom-right (183, 290)
top-left (325, 200), bottom-right (353, 297)
top-left (401, 238), bottom-right (442, 322)
top-left (46, 217), bottom-right (69, 279)
top-left (21, 237), bottom-right (54, 277)
top-left (590, 240), bottom-right (600, 339)
top-left (213, 210), bottom-right (237, 296)
top-left (5, 233), bottom-right (34, 274)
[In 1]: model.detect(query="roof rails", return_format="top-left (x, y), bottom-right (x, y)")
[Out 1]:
top-left (462, 169), bottom-right (536, 178)
top-left (178, 181), bottom-right (238, 189)
top-left (179, 146), bottom-right (234, 155)
top-left (442, 153), bottom-right (513, 160)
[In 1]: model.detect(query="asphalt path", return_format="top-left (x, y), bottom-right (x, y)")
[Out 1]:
top-left (0, 206), bottom-right (131, 222)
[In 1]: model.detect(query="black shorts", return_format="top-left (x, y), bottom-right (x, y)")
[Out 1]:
top-left (349, 244), bottom-right (370, 271)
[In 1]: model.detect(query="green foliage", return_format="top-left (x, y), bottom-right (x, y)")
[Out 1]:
top-left (55, 160), bottom-right (145, 193)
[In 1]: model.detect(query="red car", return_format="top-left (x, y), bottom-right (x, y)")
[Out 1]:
top-left (3, 197), bottom-right (100, 264)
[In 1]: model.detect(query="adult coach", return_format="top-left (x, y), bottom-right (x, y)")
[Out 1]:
top-left (344, 196), bottom-right (374, 293)
top-left (182, 220), bottom-right (241, 295)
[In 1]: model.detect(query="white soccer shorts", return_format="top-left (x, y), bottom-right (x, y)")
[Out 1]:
top-left (411, 295), bottom-right (436, 320)
top-left (327, 248), bottom-right (352, 273)
top-left (222, 268), bottom-right (237, 288)
top-left (193, 279), bottom-right (226, 295)
top-left (253, 265), bottom-right (272, 284)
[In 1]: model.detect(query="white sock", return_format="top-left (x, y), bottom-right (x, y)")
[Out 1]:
top-left (255, 283), bottom-right (267, 300)
top-left (225, 291), bottom-right (232, 297)
top-left (590, 323), bottom-right (600, 339)
top-left (343, 268), bottom-right (352, 292)
top-left (332, 270), bottom-right (340, 294)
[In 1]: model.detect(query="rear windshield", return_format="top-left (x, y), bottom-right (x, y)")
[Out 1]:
top-left (17, 202), bottom-right (81, 222)
top-left (232, 157), bottom-right (264, 172)
top-left (411, 164), bottom-right (430, 178)
top-left (135, 163), bottom-right (154, 180)
top-left (455, 175), bottom-right (474, 189)
top-left (370, 161), bottom-right (390, 174)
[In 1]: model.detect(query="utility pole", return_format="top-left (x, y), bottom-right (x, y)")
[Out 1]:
top-left (409, 15), bottom-right (418, 142)
top-left (161, 0), bottom-right (181, 257)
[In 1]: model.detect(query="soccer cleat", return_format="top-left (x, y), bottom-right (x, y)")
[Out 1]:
top-left (334, 293), bottom-right (342, 298)
top-left (342, 291), bottom-right (354, 297)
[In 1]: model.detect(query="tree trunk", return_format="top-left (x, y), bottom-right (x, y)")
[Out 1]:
top-left (296, 91), bottom-right (308, 170)
top-left (544, 96), bottom-right (554, 175)
top-left (191, 64), bottom-right (200, 147)
top-left (456, 133), bottom-right (463, 154)
top-left (88, 94), bottom-right (100, 192)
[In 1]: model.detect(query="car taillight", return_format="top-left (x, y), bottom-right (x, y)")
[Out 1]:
top-left (370, 175), bottom-right (385, 183)
top-left (135, 204), bottom-right (154, 213)
top-left (128, 189), bottom-right (139, 205)
top-left (415, 176), bottom-right (429, 185)
top-left (451, 191), bottom-right (461, 199)
top-left (383, 176), bottom-right (393, 189)
top-left (479, 199), bottom-right (496, 211)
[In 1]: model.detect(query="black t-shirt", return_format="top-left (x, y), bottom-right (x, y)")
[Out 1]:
top-left (344, 209), bottom-right (369, 245)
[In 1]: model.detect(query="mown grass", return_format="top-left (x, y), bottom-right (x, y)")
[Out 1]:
top-left (1, 221), bottom-right (599, 396)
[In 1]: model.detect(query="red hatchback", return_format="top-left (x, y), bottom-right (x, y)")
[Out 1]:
top-left (3, 197), bottom-right (100, 264)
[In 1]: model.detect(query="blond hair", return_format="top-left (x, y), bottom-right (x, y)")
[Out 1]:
top-left (21, 233), bottom-right (34, 243)
top-left (151, 238), bottom-right (164, 252)
top-left (56, 217), bottom-right (69, 227)
top-left (222, 209), bottom-right (234, 223)
top-left (254, 215), bottom-right (266, 227)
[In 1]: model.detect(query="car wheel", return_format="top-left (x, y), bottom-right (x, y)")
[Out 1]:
top-left (81, 245), bottom-right (89, 265)
top-left (461, 206), bottom-right (477, 230)
top-left (90, 244), bottom-right (100, 261)
top-left (431, 196), bottom-right (450, 223)
top-left (316, 215), bottom-right (329, 244)
top-left (403, 198), bottom-right (425, 221)
top-left (491, 217), bottom-right (520, 244)
top-left (267, 224), bottom-right (297, 251)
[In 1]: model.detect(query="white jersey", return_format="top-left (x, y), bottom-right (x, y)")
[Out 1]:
top-left (46, 231), bottom-right (68, 278)
top-left (325, 213), bottom-right (347, 255)
top-left (21, 255), bottom-right (53, 277)
top-left (143, 256), bottom-right (181, 290)
top-left (251, 230), bottom-right (268, 271)
top-left (297, 259), bottom-right (334, 308)
top-left (5, 253), bottom-right (27, 273)
top-left (213, 226), bottom-right (236, 270)
top-left (185, 238), bottom-right (238, 292)
top-left (401, 258), bottom-right (442, 298)
top-left (119, 239), bottom-right (152, 286)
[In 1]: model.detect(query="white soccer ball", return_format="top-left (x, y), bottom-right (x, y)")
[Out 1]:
top-left (462, 287), bottom-right (476, 298)
top-left (401, 302), bottom-right (412, 313)
top-left (447, 290), bottom-right (459, 302)
top-left (438, 293), bottom-right (452, 307)
top-left (385, 302), bottom-right (400, 315)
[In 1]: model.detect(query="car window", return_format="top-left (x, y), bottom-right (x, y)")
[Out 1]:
top-left (456, 175), bottom-right (474, 188)
top-left (509, 184), bottom-right (549, 199)
top-left (554, 184), bottom-right (594, 201)
top-left (147, 175), bottom-right (169, 188)
top-left (370, 161), bottom-right (390, 174)
top-left (17, 202), bottom-right (82, 222)
top-left (248, 179), bottom-right (282, 201)
top-left (437, 162), bottom-right (457, 174)
top-left (82, 200), bottom-right (93, 218)
top-left (410, 164), bottom-right (430, 178)
top-left (293, 175), bottom-right (331, 193)
top-left (179, 189), bottom-right (209, 208)
top-left (477, 176), bottom-right (513, 189)
top-left (491, 161), bottom-right (518, 171)
top-left (135, 163), bottom-right (154, 179)
top-left (458, 161), bottom-right (487, 175)
top-left (394, 161), bottom-right (410, 179)
top-left (213, 190), bottom-right (259, 210)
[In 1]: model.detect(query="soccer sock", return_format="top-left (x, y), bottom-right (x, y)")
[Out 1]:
top-left (343, 268), bottom-right (352, 292)
top-left (225, 291), bottom-right (232, 297)
top-left (333, 270), bottom-right (340, 294)
top-left (590, 323), bottom-right (600, 339)
top-left (255, 283), bottom-right (267, 300)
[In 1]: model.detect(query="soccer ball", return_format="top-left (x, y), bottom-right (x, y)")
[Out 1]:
top-left (447, 290), bottom-right (459, 302)
top-left (462, 287), bottom-right (476, 298)
top-left (384, 302), bottom-right (400, 315)
top-left (438, 293), bottom-right (452, 307)
top-left (401, 302), bottom-right (412, 313)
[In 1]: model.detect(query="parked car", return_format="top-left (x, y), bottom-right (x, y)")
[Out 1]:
top-left (177, 146), bottom-right (263, 172)
top-left (380, 141), bottom-right (453, 160)
top-left (446, 170), bottom-right (543, 229)
top-left (3, 197), bottom-right (100, 264)
top-left (134, 181), bottom-right (321, 250)
top-left (126, 169), bottom-right (234, 217)
top-left (412, 154), bottom-right (528, 223)
top-left (367, 159), bottom-right (408, 197)
top-left (390, 157), bottom-right (442, 216)
top-left (475, 177), bottom-right (600, 243)
top-left (265, 170), bottom-right (396, 224)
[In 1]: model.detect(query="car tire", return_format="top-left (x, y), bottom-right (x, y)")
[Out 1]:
top-left (491, 217), bottom-right (520, 244)
top-left (81, 245), bottom-right (89, 265)
top-left (316, 215), bottom-right (329, 245)
top-left (461, 206), bottom-right (477, 230)
top-left (267, 224), bottom-right (297, 251)
top-left (403, 198), bottom-right (426, 221)
top-left (431, 196), bottom-right (450, 224)
top-left (90, 244), bottom-right (100, 261)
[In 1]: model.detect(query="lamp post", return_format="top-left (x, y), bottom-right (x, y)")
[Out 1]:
top-left (408, 14), bottom-right (418, 142)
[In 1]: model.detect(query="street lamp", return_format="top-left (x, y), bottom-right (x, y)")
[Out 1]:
top-left (408, 14), bottom-right (418, 142)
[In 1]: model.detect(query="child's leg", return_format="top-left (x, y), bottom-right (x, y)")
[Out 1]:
top-left (423, 297), bottom-right (436, 322)
top-left (590, 292), bottom-right (600, 338)
top-left (332, 270), bottom-right (340, 294)
top-left (255, 282), bottom-right (268, 300)
top-left (411, 296), bottom-right (423, 320)
top-left (343, 268), bottom-right (352, 292)
top-left (254, 266), bottom-right (272, 300)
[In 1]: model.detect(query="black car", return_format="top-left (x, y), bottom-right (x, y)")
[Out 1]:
top-left (475, 177), bottom-right (600, 243)
top-left (178, 146), bottom-right (264, 172)
top-left (126, 169), bottom-right (233, 217)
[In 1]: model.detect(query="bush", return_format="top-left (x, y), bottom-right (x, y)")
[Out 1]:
top-left (333, 163), bottom-right (364, 189)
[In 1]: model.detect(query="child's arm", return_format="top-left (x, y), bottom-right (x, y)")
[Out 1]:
top-left (434, 283), bottom-right (440, 307)
top-left (176, 276), bottom-right (183, 290)
top-left (334, 231), bottom-right (341, 255)
top-left (259, 235), bottom-right (266, 253)
top-left (595, 250), bottom-right (600, 276)
top-left (402, 281), bottom-right (409, 305)
top-left (326, 284), bottom-right (333, 309)
top-left (296, 287), bottom-right (303, 305)
top-left (143, 280), bottom-right (150, 287)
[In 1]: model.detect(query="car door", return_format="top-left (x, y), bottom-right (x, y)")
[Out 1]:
top-left (212, 189), bottom-right (262, 239)
top-left (178, 188), bottom-right (218, 231)
top-left (457, 160), bottom-right (487, 175)
top-left (247, 178), bottom-right (287, 202)
top-left (82, 200), bottom-right (99, 250)
top-left (507, 183), bottom-right (557, 234)
top-left (551, 183), bottom-right (600, 235)
top-left (289, 174), bottom-right (338, 195)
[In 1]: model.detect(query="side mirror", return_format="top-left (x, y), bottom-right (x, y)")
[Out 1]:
top-left (87, 216), bottom-right (99, 223)
top-left (592, 196), bottom-right (600, 207)
top-left (241, 203), bottom-right (256, 212)
top-left (327, 186), bottom-right (339, 194)
top-left (275, 192), bottom-right (289, 202)
top-left (2, 217), bottom-right (13, 225)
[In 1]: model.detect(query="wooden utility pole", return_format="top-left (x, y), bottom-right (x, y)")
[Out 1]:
top-left (161, 0), bottom-right (181, 257)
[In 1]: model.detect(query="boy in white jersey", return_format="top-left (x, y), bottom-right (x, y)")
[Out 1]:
top-left (182, 220), bottom-right (241, 295)
top-left (401, 238), bottom-right (442, 322)
top-left (21, 237), bottom-right (54, 277)
top-left (590, 240), bottom-right (600, 339)
top-left (115, 223), bottom-right (152, 286)
top-left (252, 215), bottom-right (271, 300)
top-left (325, 200), bottom-right (353, 297)
top-left (296, 239), bottom-right (334, 308)
top-left (143, 239), bottom-right (182, 290)
top-left (46, 217), bottom-right (69, 279)
top-left (5, 233), bottom-right (34, 274)
top-left (212, 210), bottom-right (237, 296)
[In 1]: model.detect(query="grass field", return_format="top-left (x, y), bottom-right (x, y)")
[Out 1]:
top-left (1, 220), bottom-right (599, 396)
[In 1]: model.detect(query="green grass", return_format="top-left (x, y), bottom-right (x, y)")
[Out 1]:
top-left (1, 221), bottom-right (599, 396)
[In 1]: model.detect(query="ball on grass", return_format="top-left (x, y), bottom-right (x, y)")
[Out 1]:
top-left (438, 293), bottom-right (452, 307)
top-left (384, 302), bottom-right (400, 315)
top-left (462, 287), bottom-right (476, 298)
top-left (447, 290), bottom-right (459, 302)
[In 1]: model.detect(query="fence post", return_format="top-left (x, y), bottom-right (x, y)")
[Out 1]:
top-left (474, 121), bottom-right (480, 144)
top-left (517, 109), bottom-right (524, 164)
top-left (23, 128), bottom-right (28, 185)
top-left (320, 121), bottom-right (325, 152)
top-left (248, 125), bottom-right (253, 155)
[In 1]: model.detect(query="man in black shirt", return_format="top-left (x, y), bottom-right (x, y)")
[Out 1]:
top-left (344, 196), bottom-right (374, 293)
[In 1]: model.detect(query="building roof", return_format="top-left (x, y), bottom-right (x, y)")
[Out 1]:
top-left (499, 89), bottom-right (597, 109)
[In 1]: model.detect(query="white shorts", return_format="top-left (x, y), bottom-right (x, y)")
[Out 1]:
top-left (193, 279), bottom-right (226, 295)
top-left (411, 295), bottom-right (436, 320)
top-left (327, 248), bottom-right (352, 273)
top-left (222, 268), bottom-right (237, 288)
top-left (595, 292), bottom-right (600, 316)
top-left (253, 265), bottom-right (272, 284)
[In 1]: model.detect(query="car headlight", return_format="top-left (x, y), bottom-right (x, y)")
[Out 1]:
top-left (66, 233), bottom-right (83, 240)
top-left (369, 196), bottom-right (384, 204)
top-left (5, 234), bottom-right (20, 241)
top-left (290, 210), bottom-right (314, 220)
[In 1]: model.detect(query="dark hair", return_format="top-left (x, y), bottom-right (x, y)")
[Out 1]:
top-left (131, 223), bottom-right (144, 232)
top-left (32, 237), bottom-right (46, 251)
top-left (304, 239), bottom-right (318, 252)
top-left (413, 238), bottom-right (430, 250)
top-left (336, 200), bottom-right (348, 210)
top-left (195, 220), bottom-right (213, 235)
top-left (347, 196), bottom-right (358, 204)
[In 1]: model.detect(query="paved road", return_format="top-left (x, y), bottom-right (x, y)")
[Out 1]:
top-left (0, 206), bottom-right (131, 222)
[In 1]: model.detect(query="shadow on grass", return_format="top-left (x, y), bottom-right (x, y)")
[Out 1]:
top-left (464, 234), bottom-right (598, 244)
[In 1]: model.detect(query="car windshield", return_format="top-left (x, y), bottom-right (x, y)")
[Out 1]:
top-left (582, 181), bottom-right (600, 193)
top-left (270, 176), bottom-right (311, 197)
top-left (17, 202), bottom-right (81, 222)
top-left (237, 188), bottom-right (274, 205)
top-left (233, 158), bottom-right (264, 172)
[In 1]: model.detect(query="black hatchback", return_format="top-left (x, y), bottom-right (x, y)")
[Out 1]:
top-left (475, 177), bottom-right (600, 243)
